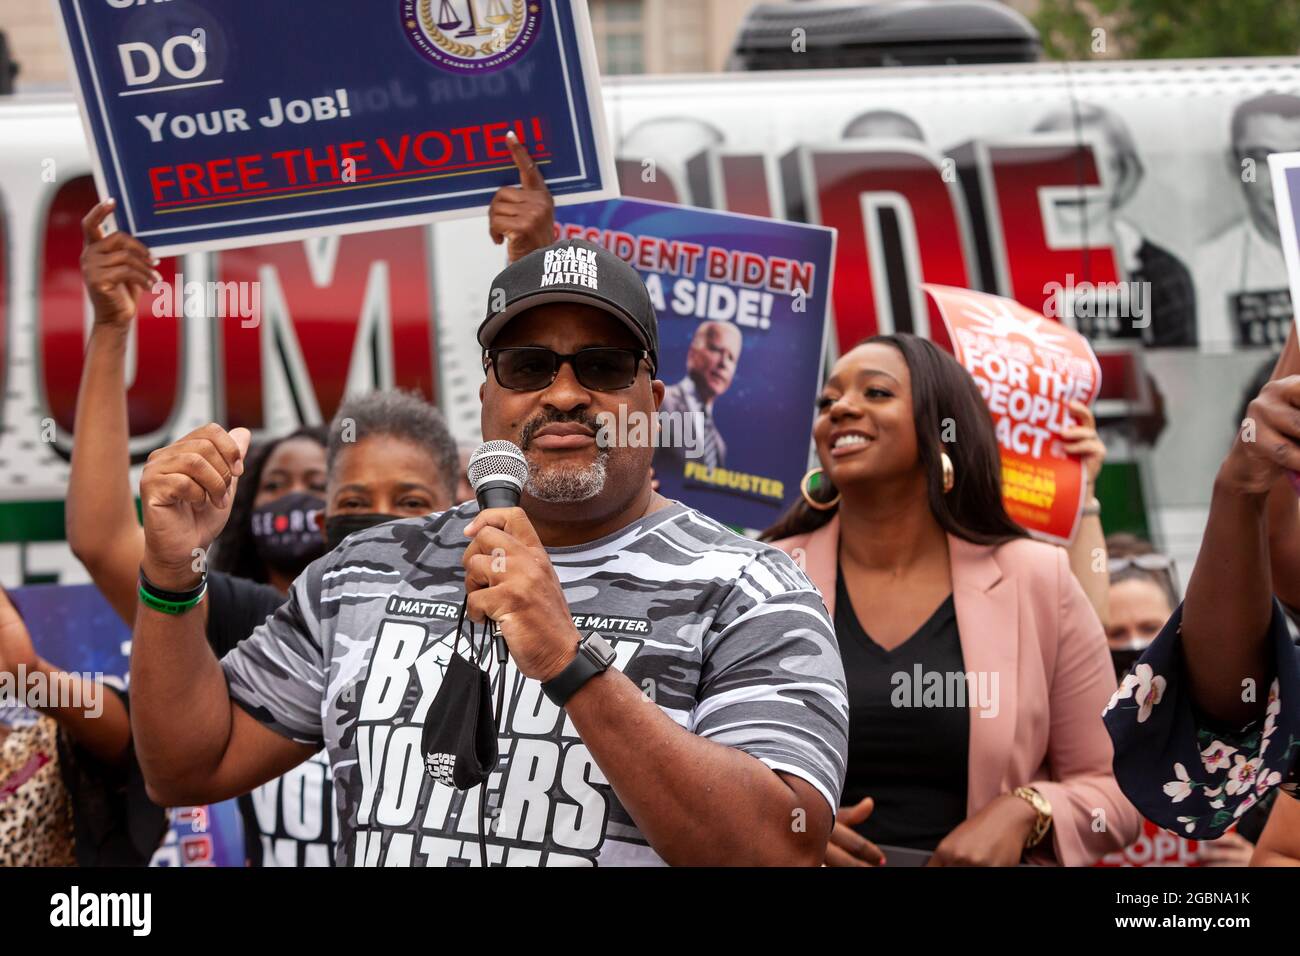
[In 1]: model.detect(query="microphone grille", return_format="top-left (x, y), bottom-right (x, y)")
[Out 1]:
top-left (467, 440), bottom-right (529, 492)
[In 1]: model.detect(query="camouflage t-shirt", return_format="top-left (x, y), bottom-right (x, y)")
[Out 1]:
top-left (220, 500), bottom-right (848, 867)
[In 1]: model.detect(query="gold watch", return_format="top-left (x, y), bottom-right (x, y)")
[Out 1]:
top-left (1012, 786), bottom-right (1053, 849)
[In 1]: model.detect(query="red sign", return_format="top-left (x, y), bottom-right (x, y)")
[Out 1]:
top-left (924, 284), bottom-right (1101, 545)
top-left (1095, 819), bottom-right (1202, 868)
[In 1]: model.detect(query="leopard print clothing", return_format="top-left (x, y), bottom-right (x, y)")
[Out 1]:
top-left (0, 716), bottom-right (76, 866)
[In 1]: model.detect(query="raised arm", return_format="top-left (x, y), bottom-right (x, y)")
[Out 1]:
top-left (1183, 375), bottom-right (1300, 724)
top-left (129, 424), bottom-right (315, 805)
top-left (488, 131), bottom-right (556, 263)
top-left (1062, 399), bottom-right (1110, 629)
top-left (0, 584), bottom-right (130, 764)
top-left (66, 200), bottom-right (156, 623)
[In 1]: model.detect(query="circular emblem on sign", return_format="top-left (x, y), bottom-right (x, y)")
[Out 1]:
top-left (402, 0), bottom-right (542, 74)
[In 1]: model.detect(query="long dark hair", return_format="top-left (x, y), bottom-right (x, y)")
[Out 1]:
top-left (761, 333), bottom-right (1027, 546)
top-left (209, 425), bottom-right (328, 583)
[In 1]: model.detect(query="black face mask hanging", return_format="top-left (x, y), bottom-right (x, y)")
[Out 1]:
top-left (421, 622), bottom-right (499, 791)
top-left (420, 601), bottom-right (505, 867)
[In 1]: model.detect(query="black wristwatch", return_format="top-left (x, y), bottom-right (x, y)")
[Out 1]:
top-left (542, 632), bottom-right (616, 707)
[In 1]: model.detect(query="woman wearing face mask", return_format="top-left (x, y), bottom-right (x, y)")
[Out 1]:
top-left (1104, 534), bottom-right (1180, 682)
top-left (200, 427), bottom-right (331, 662)
top-left (763, 333), bottom-right (1139, 866)
top-left (211, 427), bottom-right (330, 589)
top-left (139, 394), bottom-right (459, 657)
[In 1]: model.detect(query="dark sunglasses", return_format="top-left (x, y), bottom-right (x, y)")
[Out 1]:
top-left (484, 347), bottom-right (649, 392)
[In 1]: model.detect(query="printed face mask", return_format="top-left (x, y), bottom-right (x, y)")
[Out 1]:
top-left (421, 605), bottom-right (500, 791)
top-left (251, 492), bottom-right (326, 577)
top-left (324, 513), bottom-right (396, 552)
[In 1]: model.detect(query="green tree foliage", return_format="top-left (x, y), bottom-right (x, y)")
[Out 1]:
top-left (1033, 0), bottom-right (1300, 61)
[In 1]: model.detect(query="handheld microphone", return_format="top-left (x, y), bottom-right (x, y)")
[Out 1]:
top-left (466, 440), bottom-right (529, 664)
top-left (467, 440), bottom-right (528, 510)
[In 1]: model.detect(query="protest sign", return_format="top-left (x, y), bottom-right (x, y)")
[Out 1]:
top-left (1266, 152), bottom-right (1300, 497)
top-left (1094, 819), bottom-right (1205, 868)
top-left (52, 0), bottom-right (617, 255)
top-left (4, 584), bottom-right (243, 866)
top-left (1270, 151), bottom-right (1300, 339)
top-left (556, 198), bottom-right (835, 531)
top-left (924, 284), bottom-right (1102, 545)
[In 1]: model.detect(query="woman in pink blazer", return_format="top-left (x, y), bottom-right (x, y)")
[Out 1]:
top-left (765, 333), bottom-right (1139, 866)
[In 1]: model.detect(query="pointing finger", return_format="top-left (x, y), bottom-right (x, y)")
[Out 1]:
top-left (507, 130), bottom-right (546, 192)
top-left (82, 199), bottom-right (117, 246)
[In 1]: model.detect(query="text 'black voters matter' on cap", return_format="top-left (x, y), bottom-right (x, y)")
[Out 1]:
top-left (477, 238), bottom-right (660, 375)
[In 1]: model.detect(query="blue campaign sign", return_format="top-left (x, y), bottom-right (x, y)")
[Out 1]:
top-left (53, 0), bottom-right (617, 255)
top-left (556, 199), bottom-right (836, 532)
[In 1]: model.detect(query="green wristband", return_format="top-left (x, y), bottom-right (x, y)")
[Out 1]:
top-left (138, 572), bottom-right (207, 615)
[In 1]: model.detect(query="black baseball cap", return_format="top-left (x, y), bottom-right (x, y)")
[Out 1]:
top-left (477, 239), bottom-right (659, 375)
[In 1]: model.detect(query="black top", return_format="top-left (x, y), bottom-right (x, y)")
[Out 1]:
top-left (206, 571), bottom-right (285, 657)
top-left (57, 688), bottom-right (167, 867)
top-left (834, 570), bottom-right (969, 852)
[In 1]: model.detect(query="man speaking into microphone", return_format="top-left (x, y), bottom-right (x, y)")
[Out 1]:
top-left (128, 238), bottom-right (848, 867)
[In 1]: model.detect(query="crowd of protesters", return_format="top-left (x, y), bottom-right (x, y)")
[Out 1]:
top-left (2, 138), bottom-right (1298, 867)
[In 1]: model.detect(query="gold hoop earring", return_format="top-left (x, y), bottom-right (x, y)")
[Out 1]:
top-left (940, 452), bottom-right (955, 494)
top-left (800, 468), bottom-right (840, 511)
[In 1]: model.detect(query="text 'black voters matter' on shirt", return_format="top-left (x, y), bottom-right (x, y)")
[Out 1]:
top-left (219, 501), bottom-right (849, 866)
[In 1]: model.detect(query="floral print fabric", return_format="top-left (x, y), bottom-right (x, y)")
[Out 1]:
top-left (1103, 600), bottom-right (1299, 839)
